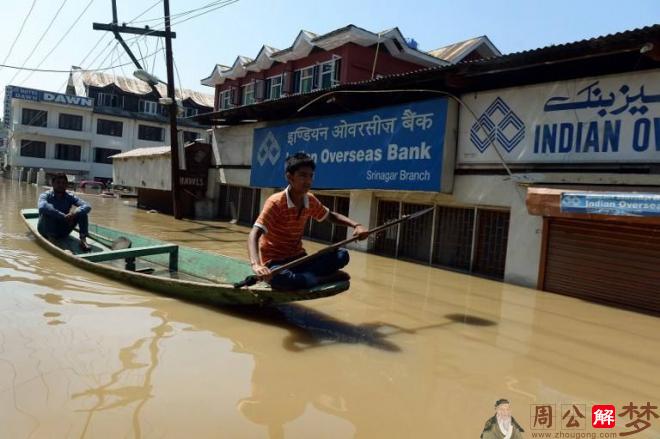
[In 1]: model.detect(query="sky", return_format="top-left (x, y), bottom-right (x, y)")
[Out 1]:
top-left (0, 0), bottom-right (658, 114)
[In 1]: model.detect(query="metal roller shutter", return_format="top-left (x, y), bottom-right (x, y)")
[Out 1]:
top-left (543, 218), bottom-right (660, 313)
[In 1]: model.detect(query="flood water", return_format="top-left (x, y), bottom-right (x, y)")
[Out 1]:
top-left (1, 179), bottom-right (659, 438)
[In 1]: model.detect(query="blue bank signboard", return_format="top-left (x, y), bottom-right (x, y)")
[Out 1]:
top-left (561, 192), bottom-right (660, 216)
top-left (250, 98), bottom-right (448, 191)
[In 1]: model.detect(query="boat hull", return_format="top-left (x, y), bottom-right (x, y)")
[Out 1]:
top-left (21, 209), bottom-right (349, 306)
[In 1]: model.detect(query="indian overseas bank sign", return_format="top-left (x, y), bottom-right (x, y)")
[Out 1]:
top-left (458, 69), bottom-right (660, 165)
top-left (251, 98), bottom-right (454, 191)
top-left (561, 192), bottom-right (660, 216)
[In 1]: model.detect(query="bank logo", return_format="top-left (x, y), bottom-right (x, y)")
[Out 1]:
top-left (257, 131), bottom-right (281, 166)
top-left (561, 194), bottom-right (584, 208)
top-left (470, 97), bottom-right (525, 153)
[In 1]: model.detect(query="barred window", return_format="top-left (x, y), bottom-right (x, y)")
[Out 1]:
top-left (58, 113), bottom-right (83, 131)
top-left (20, 140), bottom-right (46, 158)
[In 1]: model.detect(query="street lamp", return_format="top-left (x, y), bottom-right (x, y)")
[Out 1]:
top-left (133, 69), bottom-right (163, 86)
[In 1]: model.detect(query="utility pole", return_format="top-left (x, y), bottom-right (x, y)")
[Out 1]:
top-left (93, 0), bottom-right (183, 219)
top-left (162, 0), bottom-right (183, 219)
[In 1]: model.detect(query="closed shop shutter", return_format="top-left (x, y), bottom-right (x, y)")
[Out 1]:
top-left (543, 218), bottom-right (660, 313)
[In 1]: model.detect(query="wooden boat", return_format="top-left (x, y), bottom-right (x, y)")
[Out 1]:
top-left (21, 209), bottom-right (349, 306)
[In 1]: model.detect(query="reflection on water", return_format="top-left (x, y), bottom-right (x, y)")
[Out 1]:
top-left (1, 180), bottom-right (660, 438)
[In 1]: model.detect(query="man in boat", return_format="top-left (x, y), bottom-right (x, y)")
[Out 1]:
top-left (37, 173), bottom-right (92, 251)
top-left (248, 152), bottom-right (369, 290)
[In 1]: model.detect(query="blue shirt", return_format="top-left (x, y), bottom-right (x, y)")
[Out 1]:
top-left (38, 190), bottom-right (92, 239)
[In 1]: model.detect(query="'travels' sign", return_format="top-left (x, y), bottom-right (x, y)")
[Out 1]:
top-left (458, 69), bottom-right (660, 165)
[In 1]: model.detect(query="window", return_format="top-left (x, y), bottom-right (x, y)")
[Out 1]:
top-left (183, 131), bottom-right (200, 143)
top-left (20, 139), bottom-right (46, 158)
top-left (138, 125), bottom-right (164, 141)
top-left (96, 92), bottom-right (119, 107)
top-left (55, 143), bottom-right (81, 161)
top-left (184, 107), bottom-right (198, 118)
top-left (265, 75), bottom-right (282, 100)
top-left (320, 59), bottom-right (341, 88)
top-left (97, 119), bottom-right (123, 137)
top-left (241, 83), bottom-right (255, 106)
top-left (299, 66), bottom-right (315, 93)
top-left (94, 147), bottom-right (121, 164)
top-left (22, 108), bottom-right (47, 127)
top-left (218, 184), bottom-right (261, 225)
top-left (370, 201), bottom-right (510, 279)
top-left (58, 113), bottom-right (83, 131)
top-left (220, 90), bottom-right (232, 109)
top-left (138, 100), bottom-right (159, 114)
top-left (303, 195), bottom-right (350, 243)
top-left (293, 59), bottom-right (341, 94)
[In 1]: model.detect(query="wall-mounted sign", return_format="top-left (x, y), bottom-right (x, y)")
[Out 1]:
top-left (458, 69), bottom-right (660, 166)
top-left (180, 143), bottom-right (212, 190)
top-left (560, 192), bottom-right (660, 216)
top-left (6, 85), bottom-right (93, 108)
top-left (251, 98), bottom-right (455, 192)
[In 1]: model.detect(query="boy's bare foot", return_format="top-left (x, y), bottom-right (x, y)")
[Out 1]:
top-left (79, 238), bottom-right (91, 252)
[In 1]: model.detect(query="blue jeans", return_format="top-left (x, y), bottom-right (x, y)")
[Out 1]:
top-left (268, 248), bottom-right (350, 290)
top-left (37, 212), bottom-right (89, 240)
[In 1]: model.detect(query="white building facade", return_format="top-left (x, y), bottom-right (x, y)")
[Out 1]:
top-left (5, 78), bottom-right (212, 183)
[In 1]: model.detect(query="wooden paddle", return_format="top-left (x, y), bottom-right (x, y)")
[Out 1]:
top-left (233, 206), bottom-right (435, 289)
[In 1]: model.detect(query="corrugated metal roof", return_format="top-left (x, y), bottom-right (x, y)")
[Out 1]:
top-left (428, 36), bottom-right (498, 63)
top-left (72, 69), bottom-right (214, 108)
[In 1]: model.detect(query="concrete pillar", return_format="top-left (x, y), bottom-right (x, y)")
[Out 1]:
top-left (36, 168), bottom-right (46, 187)
top-left (17, 167), bottom-right (24, 182)
top-left (26, 168), bottom-right (33, 184)
top-left (503, 185), bottom-right (543, 288)
top-left (347, 190), bottom-right (375, 251)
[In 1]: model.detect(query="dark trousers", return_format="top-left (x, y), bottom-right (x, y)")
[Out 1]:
top-left (267, 248), bottom-right (349, 290)
top-left (37, 212), bottom-right (89, 240)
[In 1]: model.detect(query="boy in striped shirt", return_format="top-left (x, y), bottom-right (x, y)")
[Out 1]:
top-left (248, 152), bottom-right (368, 290)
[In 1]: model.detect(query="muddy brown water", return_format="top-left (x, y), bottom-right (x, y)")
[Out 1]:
top-left (1, 180), bottom-right (658, 438)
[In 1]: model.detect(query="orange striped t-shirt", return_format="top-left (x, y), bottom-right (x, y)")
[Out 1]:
top-left (254, 188), bottom-right (329, 265)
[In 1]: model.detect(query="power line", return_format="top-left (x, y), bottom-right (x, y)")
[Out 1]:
top-left (8, 0), bottom-right (69, 84)
top-left (19, 0), bottom-right (97, 85)
top-left (0, 48), bottom-right (165, 73)
top-left (122, 0), bottom-right (238, 44)
top-left (129, 0), bottom-right (232, 25)
top-left (75, 0), bottom-right (163, 74)
top-left (0, 0), bottom-right (39, 73)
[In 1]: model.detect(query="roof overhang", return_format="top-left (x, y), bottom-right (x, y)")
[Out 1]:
top-left (200, 25), bottom-right (447, 87)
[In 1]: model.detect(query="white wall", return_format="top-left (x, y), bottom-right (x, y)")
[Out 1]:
top-left (7, 96), bottom-right (209, 181)
top-left (113, 155), bottom-right (171, 190)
